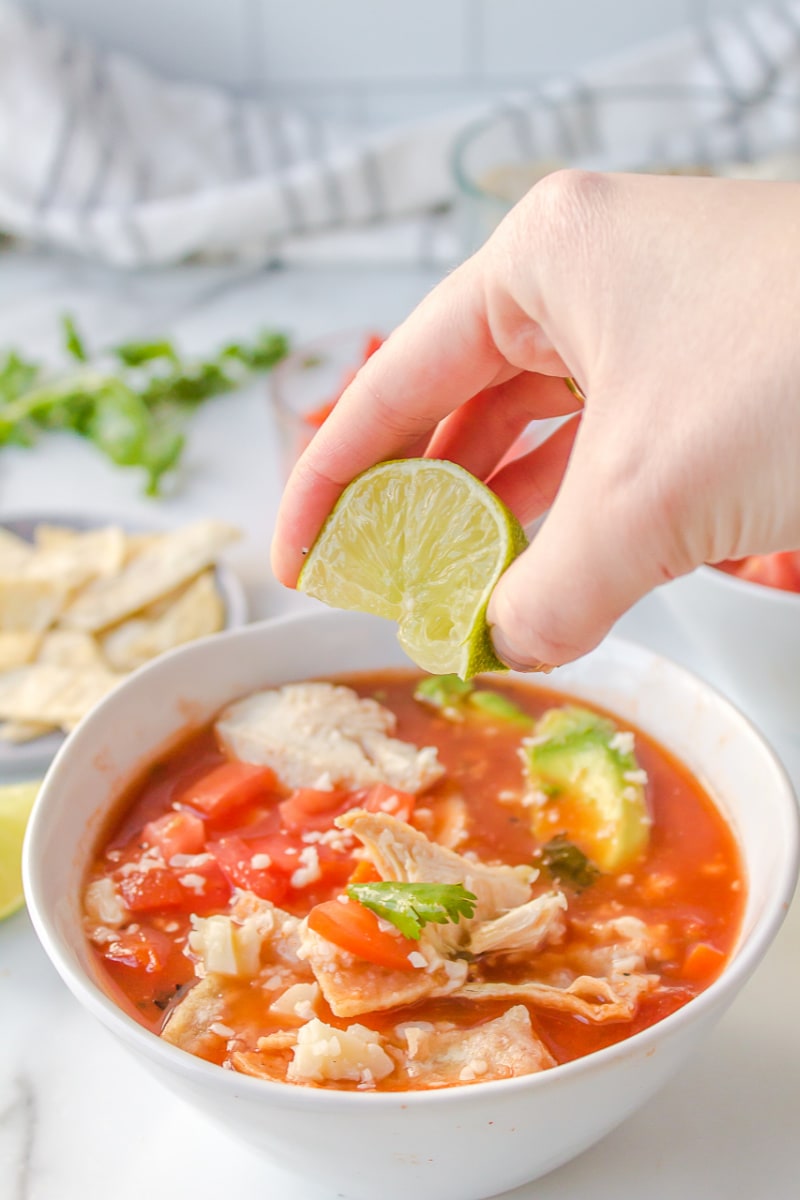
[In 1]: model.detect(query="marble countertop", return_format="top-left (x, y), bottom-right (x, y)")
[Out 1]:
top-left (1, 249), bottom-right (798, 1200)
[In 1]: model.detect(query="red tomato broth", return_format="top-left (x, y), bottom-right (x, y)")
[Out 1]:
top-left (83, 670), bottom-right (745, 1087)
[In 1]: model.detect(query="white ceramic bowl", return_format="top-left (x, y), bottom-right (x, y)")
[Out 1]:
top-left (660, 565), bottom-right (800, 744)
top-left (23, 611), bottom-right (799, 1200)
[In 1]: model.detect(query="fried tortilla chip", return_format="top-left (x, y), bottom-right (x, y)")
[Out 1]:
top-left (27, 526), bottom-right (127, 590)
top-left (101, 571), bottom-right (225, 672)
top-left (0, 719), bottom-right (56, 744)
top-left (37, 629), bottom-right (105, 669)
top-left (62, 520), bottom-right (239, 633)
top-left (0, 631), bottom-right (42, 671)
top-left (0, 576), bottom-right (68, 633)
top-left (0, 664), bottom-right (122, 725)
top-left (0, 528), bottom-right (33, 572)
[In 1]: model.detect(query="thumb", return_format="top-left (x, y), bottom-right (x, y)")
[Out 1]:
top-left (487, 424), bottom-right (673, 669)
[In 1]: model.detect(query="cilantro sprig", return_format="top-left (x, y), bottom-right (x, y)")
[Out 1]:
top-left (0, 316), bottom-right (289, 495)
top-left (346, 881), bottom-right (478, 941)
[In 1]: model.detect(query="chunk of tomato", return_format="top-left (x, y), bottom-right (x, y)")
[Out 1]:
top-left (359, 782), bottom-right (416, 823)
top-left (101, 927), bottom-right (173, 973)
top-left (307, 899), bottom-right (419, 972)
top-left (208, 834), bottom-right (289, 905)
top-left (279, 788), bottom-right (348, 832)
top-left (118, 867), bottom-right (185, 912)
top-left (733, 551), bottom-right (800, 593)
top-left (174, 857), bottom-right (231, 914)
top-left (180, 761), bottom-right (278, 820)
top-left (143, 810), bottom-right (205, 860)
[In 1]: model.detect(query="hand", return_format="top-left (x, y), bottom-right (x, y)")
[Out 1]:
top-left (272, 170), bottom-right (800, 669)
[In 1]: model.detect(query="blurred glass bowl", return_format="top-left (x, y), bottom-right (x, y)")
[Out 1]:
top-left (452, 85), bottom-right (800, 253)
top-left (660, 563), bottom-right (800, 745)
top-left (269, 329), bottom-right (383, 477)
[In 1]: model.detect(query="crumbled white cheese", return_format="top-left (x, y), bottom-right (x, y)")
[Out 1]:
top-left (209, 1022), bottom-right (235, 1039)
top-left (168, 852), bottom-right (213, 869)
top-left (178, 873), bottom-right (207, 895)
top-left (290, 846), bottom-right (321, 889)
top-left (250, 853), bottom-right (272, 870)
top-left (407, 951), bottom-right (427, 969)
top-left (117, 852), bottom-right (164, 877)
top-left (459, 1058), bottom-right (489, 1081)
top-left (609, 731), bottom-right (636, 754)
top-left (623, 768), bottom-right (648, 785)
top-left (84, 878), bottom-right (128, 927)
top-left (188, 911), bottom-right (269, 977)
top-left (270, 981), bottom-right (321, 1019)
top-left (288, 1018), bottom-right (394, 1084)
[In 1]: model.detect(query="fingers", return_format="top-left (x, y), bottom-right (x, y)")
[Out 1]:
top-left (487, 416), bottom-right (668, 668)
top-left (425, 374), bottom-right (582, 482)
top-left (271, 263), bottom-right (504, 585)
top-left (488, 413), bottom-right (581, 527)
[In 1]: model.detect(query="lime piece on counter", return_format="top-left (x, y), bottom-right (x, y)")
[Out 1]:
top-left (0, 780), bottom-right (41, 920)
top-left (298, 459), bottom-right (527, 678)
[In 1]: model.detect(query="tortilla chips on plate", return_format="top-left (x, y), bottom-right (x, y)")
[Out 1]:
top-left (0, 519), bottom-right (240, 744)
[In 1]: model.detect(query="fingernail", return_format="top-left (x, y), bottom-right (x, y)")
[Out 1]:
top-left (491, 627), bottom-right (555, 674)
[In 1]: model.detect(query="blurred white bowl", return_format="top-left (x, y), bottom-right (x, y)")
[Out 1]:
top-left (660, 565), bottom-right (800, 743)
top-left (23, 611), bottom-right (798, 1200)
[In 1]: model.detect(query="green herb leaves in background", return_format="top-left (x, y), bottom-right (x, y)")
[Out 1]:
top-left (0, 316), bottom-right (289, 495)
top-left (347, 880), bottom-right (478, 940)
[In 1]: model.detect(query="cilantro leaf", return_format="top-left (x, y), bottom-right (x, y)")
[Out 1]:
top-left (62, 314), bottom-right (88, 362)
top-left (540, 836), bottom-right (599, 891)
top-left (346, 881), bottom-right (478, 941)
top-left (0, 319), bottom-right (290, 495)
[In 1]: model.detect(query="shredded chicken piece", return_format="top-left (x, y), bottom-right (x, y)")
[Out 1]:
top-left (469, 891), bottom-right (567, 957)
top-left (336, 810), bottom-right (534, 925)
top-left (402, 1006), bottom-right (554, 1085)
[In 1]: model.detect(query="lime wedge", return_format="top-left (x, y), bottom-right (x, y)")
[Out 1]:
top-left (297, 459), bottom-right (527, 677)
top-left (0, 780), bottom-right (40, 920)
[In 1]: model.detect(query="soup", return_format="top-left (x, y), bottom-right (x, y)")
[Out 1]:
top-left (82, 671), bottom-right (744, 1092)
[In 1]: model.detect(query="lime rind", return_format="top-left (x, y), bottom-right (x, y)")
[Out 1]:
top-left (298, 458), bottom-right (527, 678)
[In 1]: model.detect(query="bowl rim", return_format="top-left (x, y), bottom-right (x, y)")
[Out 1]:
top-left (693, 562), bottom-right (800, 606)
top-left (23, 612), bottom-right (800, 1110)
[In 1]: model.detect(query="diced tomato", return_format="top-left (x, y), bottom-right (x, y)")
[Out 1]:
top-left (118, 867), bottom-right (186, 912)
top-left (245, 830), bottom-right (308, 873)
top-left (143, 810), bottom-right (205, 860)
top-left (302, 333), bottom-right (384, 429)
top-left (180, 762), bottom-right (278, 820)
top-left (101, 927), bottom-right (173, 973)
top-left (682, 940), bottom-right (726, 982)
top-left (307, 899), bottom-right (419, 972)
top-left (347, 858), bottom-right (381, 885)
top-left (174, 857), bottom-right (231, 914)
top-left (279, 788), bottom-right (349, 832)
top-left (359, 782), bottom-right (415, 823)
top-left (208, 834), bottom-right (289, 904)
top-left (729, 551), bottom-right (800, 593)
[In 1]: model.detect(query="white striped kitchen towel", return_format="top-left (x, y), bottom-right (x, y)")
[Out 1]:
top-left (0, 1), bottom-right (799, 267)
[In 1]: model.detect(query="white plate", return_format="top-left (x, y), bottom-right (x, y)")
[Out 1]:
top-left (0, 512), bottom-right (247, 780)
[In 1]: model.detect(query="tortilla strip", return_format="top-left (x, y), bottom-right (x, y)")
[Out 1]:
top-left (0, 630), bottom-right (42, 671)
top-left (0, 576), bottom-right (68, 633)
top-left (454, 972), bottom-right (657, 1023)
top-left (100, 571), bottom-right (225, 672)
top-left (0, 719), bottom-right (56, 744)
top-left (25, 526), bottom-right (128, 592)
top-left (0, 528), bottom-right (33, 571)
top-left (0, 664), bottom-right (122, 725)
top-left (37, 629), bottom-right (105, 669)
top-left (61, 520), bottom-right (240, 633)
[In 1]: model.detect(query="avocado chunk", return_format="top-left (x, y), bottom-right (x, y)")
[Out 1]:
top-left (523, 705), bottom-right (650, 873)
top-left (415, 674), bottom-right (531, 727)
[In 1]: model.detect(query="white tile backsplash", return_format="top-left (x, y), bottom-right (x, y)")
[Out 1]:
top-left (259, 0), bottom-right (468, 84)
top-left (24, 0), bottom-right (758, 125)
